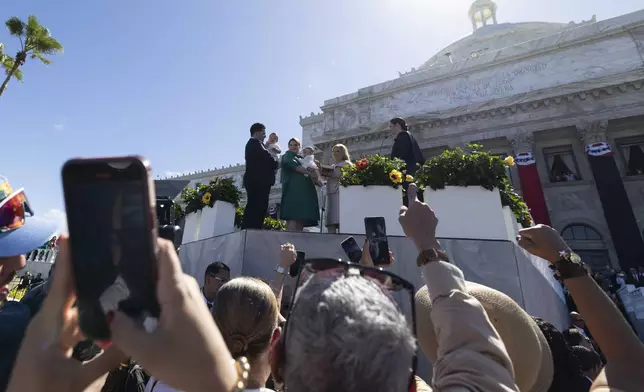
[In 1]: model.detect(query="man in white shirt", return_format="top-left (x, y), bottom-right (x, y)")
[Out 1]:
top-left (202, 262), bottom-right (230, 310)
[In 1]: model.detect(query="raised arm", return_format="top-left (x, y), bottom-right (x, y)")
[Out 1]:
top-left (400, 184), bottom-right (518, 392)
top-left (517, 225), bottom-right (644, 390)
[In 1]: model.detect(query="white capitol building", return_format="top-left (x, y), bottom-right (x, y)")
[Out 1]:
top-left (163, 1), bottom-right (644, 271)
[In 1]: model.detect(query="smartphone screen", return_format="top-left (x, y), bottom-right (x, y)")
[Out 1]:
top-left (341, 236), bottom-right (362, 263)
top-left (364, 217), bottom-right (390, 266)
top-left (62, 157), bottom-right (160, 341)
top-left (290, 251), bottom-right (306, 277)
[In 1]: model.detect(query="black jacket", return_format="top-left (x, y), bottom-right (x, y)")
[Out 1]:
top-left (391, 131), bottom-right (425, 175)
top-left (243, 138), bottom-right (278, 188)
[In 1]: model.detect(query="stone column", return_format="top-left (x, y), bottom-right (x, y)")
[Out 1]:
top-left (577, 120), bottom-right (644, 270)
top-left (509, 133), bottom-right (551, 226)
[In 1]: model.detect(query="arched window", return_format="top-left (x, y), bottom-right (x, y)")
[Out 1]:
top-left (561, 224), bottom-right (602, 241)
top-left (560, 224), bottom-right (609, 270)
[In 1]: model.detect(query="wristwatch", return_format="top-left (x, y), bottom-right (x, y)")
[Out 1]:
top-left (549, 250), bottom-right (587, 281)
top-left (274, 265), bottom-right (288, 275)
top-left (417, 249), bottom-right (449, 267)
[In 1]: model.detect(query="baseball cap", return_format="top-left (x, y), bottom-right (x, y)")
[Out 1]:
top-left (0, 176), bottom-right (58, 258)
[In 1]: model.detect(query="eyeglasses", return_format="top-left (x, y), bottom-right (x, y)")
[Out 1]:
top-left (281, 258), bottom-right (417, 390)
top-left (207, 274), bottom-right (229, 284)
top-left (0, 189), bottom-right (33, 233)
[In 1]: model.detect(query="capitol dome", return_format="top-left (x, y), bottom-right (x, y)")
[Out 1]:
top-left (419, 1), bottom-right (596, 69)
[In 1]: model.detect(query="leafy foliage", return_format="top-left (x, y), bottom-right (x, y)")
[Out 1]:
top-left (339, 154), bottom-right (406, 188)
top-left (0, 15), bottom-right (63, 97)
top-left (234, 205), bottom-right (286, 231)
top-left (415, 144), bottom-right (533, 227)
top-left (180, 177), bottom-right (242, 215)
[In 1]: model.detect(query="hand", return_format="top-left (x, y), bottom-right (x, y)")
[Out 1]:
top-left (361, 239), bottom-right (394, 267)
top-left (7, 237), bottom-right (126, 392)
top-left (279, 243), bottom-right (297, 268)
top-left (517, 224), bottom-right (571, 264)
top-left (110, 239), bottom-right (236, 392)
top-left (398, 183), bottom-right (440, 251)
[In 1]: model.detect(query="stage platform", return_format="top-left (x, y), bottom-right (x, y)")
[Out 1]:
top-left (179, 229), bottom-right (568, 330)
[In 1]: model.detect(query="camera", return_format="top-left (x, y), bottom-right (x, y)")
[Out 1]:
top-left (156, 197), bottom-right (182, 251)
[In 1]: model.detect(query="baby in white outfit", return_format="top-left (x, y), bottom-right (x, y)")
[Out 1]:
top-left (265, 132), bottom-right (281, 161)
top-left (300, 146), bottom-right (318, 170)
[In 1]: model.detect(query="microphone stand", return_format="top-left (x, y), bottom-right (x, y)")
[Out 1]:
top-left (378, 135), bottom-right (389, 156)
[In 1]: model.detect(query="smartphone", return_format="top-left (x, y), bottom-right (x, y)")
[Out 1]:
top-left (62, 156), bottom-right (160, 341)
top-left (364, 217), bottom-right (390, 266)
top-left (290, 250), bottom-right (306, 278)
top-left (341, 236), bottom-right (362, 263)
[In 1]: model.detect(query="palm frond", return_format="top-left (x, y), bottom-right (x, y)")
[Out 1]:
top-left (30, 52), bottom-right (51, 65)
top-left (25, 15), bottom-right (40, 39)
top-left (1, 56), bottom-right (22, 82)
top-left (32, 35), bottom-right (63, 54)
top-left (5, 17), bottom-right (25, 37)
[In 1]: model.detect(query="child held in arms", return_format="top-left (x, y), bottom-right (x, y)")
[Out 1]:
top-left (265, 132), bottom-right (281, 161)
top-left (300, 146), bottom-right (318, 171)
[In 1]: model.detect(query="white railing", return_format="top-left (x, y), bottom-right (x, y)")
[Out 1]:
top-left (25, 249), bottom-right (57, 263)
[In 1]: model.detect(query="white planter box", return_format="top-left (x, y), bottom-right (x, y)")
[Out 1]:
top-left (181, 201), bottom-right (236, 244)
top-left (502, 206), bottom-right (519, 242)
top-left (339, 186), bottom-right (404, 236)
top-left (424, 186), bottom-right (507, 240)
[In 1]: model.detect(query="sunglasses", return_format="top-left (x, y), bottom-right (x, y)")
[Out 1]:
top-left (281, 258), bottom-right (418, 391)
top-left (0, 189), bottom-right (33, 233)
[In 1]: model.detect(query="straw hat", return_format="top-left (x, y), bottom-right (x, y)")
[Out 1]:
top-left (415, 282), bottom-right (553, 392)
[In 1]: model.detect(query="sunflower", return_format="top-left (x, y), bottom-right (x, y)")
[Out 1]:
top-left (504, 155), bottom-right (515, 167)
top-left (202, 191), bottom-right (212, 205)
top-left (389, 170), bottom-right (403, 184)
top-left (405, 174), bottom-right (414, 183)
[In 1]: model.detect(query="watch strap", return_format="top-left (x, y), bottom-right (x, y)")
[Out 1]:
top-left (549, 251), bottom-right (587, 281)
top-left (417, 249), bottom-right (449, 267)
top-left (275, 265), bottom-right (288, 275)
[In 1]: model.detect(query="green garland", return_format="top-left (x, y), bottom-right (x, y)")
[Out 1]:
top-left (339, 154), bottom-right (406, 188)
top-left (415, 144), bottom-right (533, 227)
top-left (180, 177), bottom-right (242, 215)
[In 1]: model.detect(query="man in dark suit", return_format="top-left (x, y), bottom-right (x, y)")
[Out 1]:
top-left (389, 117), bottom-right (426, 205)
top-left (243, 123), bottom-right (278, 229)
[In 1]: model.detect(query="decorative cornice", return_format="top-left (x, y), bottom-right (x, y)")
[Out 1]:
top-left (159, 163), bottom-right (245, 180)
top-left (409, 80), bottom-right (643, 133)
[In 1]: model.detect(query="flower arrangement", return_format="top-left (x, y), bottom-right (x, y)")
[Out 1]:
top-left (180, 177), bottom-right (242, 215)
top-left (340, 154), bottom-right (406, 188)
top-left (234, 206), bottom-right (286, 231)
top-left (415, 144), bottom-right (532, 227)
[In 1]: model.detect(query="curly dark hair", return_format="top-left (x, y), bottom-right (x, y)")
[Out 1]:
top-left (532, 317), bottom-right (590, 392)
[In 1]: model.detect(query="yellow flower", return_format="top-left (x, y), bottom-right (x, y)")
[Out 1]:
top-left (202, 192), bottom-right (212, 204)
top-left (389, 170), bottom-right (403, 184)
top-left (405, 174), bottom-right (414, 182)
top-left (504, 156), bottom-right (515, 167)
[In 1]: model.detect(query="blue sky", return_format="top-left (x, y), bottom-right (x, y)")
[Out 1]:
top-left (1, 0), bottom-right (642, 230)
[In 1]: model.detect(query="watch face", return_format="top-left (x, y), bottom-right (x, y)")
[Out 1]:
top-left (570, 253), bottom-right (582, 263)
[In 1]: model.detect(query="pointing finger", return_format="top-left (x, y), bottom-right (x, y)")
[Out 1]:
top-left (407, 183), bottom-right (418, 204)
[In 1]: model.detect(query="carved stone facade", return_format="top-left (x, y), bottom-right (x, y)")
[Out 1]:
top-left (299, 6), bottom-right (644, 268)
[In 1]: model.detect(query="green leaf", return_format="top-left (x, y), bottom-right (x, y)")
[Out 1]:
top-left (30, 52), bottom-right (51, 64)
top-left (5, 17), bottom-right (25, 37)
top-left (1, 55), bottom-right (22, 82)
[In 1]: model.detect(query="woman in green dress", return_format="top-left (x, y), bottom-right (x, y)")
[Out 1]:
top-left (280, 138), bottom-right (320, 231)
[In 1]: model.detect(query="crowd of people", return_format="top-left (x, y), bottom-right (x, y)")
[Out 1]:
top-left (2, 163), bottom-right (644, 391)
top-left (241, 117), bottom-right (425, 232)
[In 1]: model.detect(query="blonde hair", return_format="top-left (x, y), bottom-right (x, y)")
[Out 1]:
top-left (332, 144), bottom-right (350, 161)
top-left (213, 277), bottom-right (279, 359)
